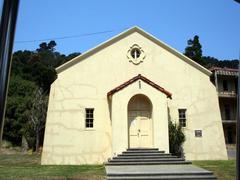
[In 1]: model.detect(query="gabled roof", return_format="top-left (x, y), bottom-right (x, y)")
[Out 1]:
top-left (107, 74), bottom-right (172, 99)
top-left (56, 26), bottom-right (212, 76)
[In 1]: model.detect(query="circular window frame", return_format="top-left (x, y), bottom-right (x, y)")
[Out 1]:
top-left (130, 48), bottom-right (141, 59)
top-left (127, 44), bottom-right (146, 65)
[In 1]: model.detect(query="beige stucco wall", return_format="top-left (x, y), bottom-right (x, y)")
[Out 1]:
top-left (42, 29), bottom-right (227, 165)
top-left (41, 81), bottom-right (112, 164)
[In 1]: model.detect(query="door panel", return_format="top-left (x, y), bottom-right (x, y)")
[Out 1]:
top-left (128, 111), bottom-right (152, 148)
top-left (139, 112), bottom-right (151, 147)
top-left (129, 114), bottom-right (139, 148)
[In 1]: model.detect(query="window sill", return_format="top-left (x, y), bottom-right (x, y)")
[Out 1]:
top-left (84, 128), bottom-right (96, 131)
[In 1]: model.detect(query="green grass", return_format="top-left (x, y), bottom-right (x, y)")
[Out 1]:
top-left (0, 154), bottom-right (236, 179)
top-left (0, 154), bottom-right (105, 179)
top-left (193, 160), bottom-right (236, 180)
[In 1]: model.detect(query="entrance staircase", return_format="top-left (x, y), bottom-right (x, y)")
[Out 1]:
top-left (105, 148), bottom-right (216, 179)
top-left (106, 148), bottom-right (190, 165)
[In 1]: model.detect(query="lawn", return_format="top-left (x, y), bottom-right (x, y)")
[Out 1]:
top-left (193, 160), bottom-right (236, 180)
top-left (0, 154), bottom-right (106, 179)
top-left (0, 154), bottom-right (236, 179)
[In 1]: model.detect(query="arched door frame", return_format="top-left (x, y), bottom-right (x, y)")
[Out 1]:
top-left (127, 94), bottom-right (153, 148)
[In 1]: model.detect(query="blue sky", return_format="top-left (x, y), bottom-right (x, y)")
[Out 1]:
top-left (13, 0), bottom-right (240, 60)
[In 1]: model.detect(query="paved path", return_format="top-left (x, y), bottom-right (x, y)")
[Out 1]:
top-left (227, 148), bottom-right (236, 159)
top-left (105, 164), bottom-right (212, 175)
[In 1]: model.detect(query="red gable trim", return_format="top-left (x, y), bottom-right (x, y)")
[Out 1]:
top-left (107, 74), bottom-right (172, 99)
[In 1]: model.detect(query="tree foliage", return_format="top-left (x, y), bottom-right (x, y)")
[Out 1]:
top-left (184, 35), bottom-right (238, 69)
top-left (202, 56), bottom-right (238, 69)
top-left (168, 120), bottom-right (185, 157)
top-left (184, 35), bottom-right (203, 65)
top-left (3, 40), bottom-right (81, 149)
top-left (4, 76), bottom-right (37, 145)
top-left (37, 40), bottom-right (57, 52)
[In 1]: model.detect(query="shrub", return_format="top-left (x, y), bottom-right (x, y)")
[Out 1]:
top-left (2, 140), bottom-right (13, 148)
top-left (169, 120), bottom-right (185, 157)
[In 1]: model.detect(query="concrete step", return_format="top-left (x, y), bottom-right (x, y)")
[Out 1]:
top-left (107, 175), bottom-right (216, 180)
top-left (105, 161), bottom-right (192, 165)
top-left (109, 158), bottom-right (185, 162)
top-left (105, 161), bottom-right (216, 179)
top-left (125, 149), bottom-right (163, 153)
top-left (122, 150), bottom-right (164, 154)
top-left (127, 148), bottom-right (160, 151)
top-left (107, 172), bottom-right (214, 176)
top-left (113, 155), bottom-right (178, 159)
top-left (120, 152), bottom-right (171, 156)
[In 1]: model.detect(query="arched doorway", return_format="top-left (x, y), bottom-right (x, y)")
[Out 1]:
top-left (128, 94), bottom-right (153, 148)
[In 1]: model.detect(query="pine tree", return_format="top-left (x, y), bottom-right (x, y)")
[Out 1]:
top-left (184, 35), bottom-right (203, 65)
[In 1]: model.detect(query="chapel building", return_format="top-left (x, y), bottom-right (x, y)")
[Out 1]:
top-left (41, 27), bottom-right (228, 165)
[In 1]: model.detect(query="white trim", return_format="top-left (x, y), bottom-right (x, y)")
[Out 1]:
top-left (56, 26), bottom-right (212, 76)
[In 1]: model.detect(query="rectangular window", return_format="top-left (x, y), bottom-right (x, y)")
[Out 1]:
top-left (178, 109), bottom-right (187, 127)
top-left (85, 108), bottom-right (94, 128)
top-left (223, 80), bottom-right (228, 91)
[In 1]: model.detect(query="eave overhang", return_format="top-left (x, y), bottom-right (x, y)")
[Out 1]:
top-left (107, 74), bottom-right (172, 99)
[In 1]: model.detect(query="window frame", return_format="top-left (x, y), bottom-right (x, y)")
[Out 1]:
top-left (85, 108), bottom-right (94, 129)
top-left (130, 48), bottom-right (141, 59)
top-left (178, 109), bottom-right (187, 127)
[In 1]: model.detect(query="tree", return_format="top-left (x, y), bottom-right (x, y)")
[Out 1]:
top-left (29, 88), bottom-right (48, 152)
top-left (184, 35), bottom-right (203, 65)
top-left (168, 120), bottom-right (185, 157)
top-left (183, 36), bottom-right (238, 69)
top-left (66, 52), bottom-right (81, 61)
top-left (4, 76), bottom-right (37, 146)
top-left (37, 42), bottom-right (48, 52)
top-left (29, 62), bottom-right (56, 91)
top-left (202, 56), bottom-right (238, 69)
top-left (47, 40), bottom-right (57, 51)
top-left (36, 40), bottom-right (57, 52)
top-left (11, 52), bottom-right (57, 92)
top-left (3, 41), bottom-right (81, 149)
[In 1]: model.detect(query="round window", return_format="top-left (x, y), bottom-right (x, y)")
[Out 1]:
top-left (130, 48), bottom-right (141, 59)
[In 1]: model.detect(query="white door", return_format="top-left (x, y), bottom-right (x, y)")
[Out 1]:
top-left (129, 110), bottom-right (152, 148)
